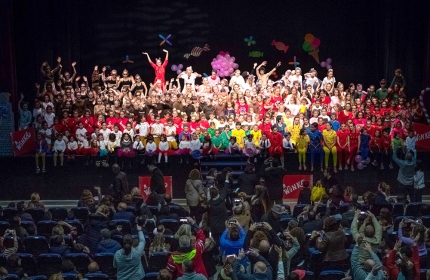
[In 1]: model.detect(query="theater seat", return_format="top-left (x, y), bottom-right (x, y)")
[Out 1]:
top-left (158, 219), bottom-right (180, 233)
top-left (28, 276), bottom-right (48, 280)
top-left (84, 273), bottom-right (109, 280)
top-left (405, 202), bottom-right (423, 216)
top-left (5, 275), bottom-right (19, 280)
top-left (318, 270), bottom-right (345, 280)
top-left (71, 207), bottom-right (90, 222)
top-left (25, 208), bottom-right (45, 223)
top-left (36, 220), bottom-right (58, 238)
top-left (38, 253), bottom-right (62, 276)
top-left (18, 253), bottom-right (38, 276)
top-left (93, 253), bottom-right (116, 276)
top-left (147, 252), bottom-right (169, 272)
top-left (65, 253), bottom-right (91, 274)
top-left (24, 236), bottom-right (49, 257)
top-left (144, 272), bottom-right (159, 280)
top-left (0, 221), bottom-right (10, 235)
top-left (2, 208), bottom-right (19, 221)
top-left (293, 204), bottom-right (310, 217)
top-left (48, 207), bottom-right (68, 221)
top-left (111, 219), bottom-right (132, 234)
top-left (61, 273), bottom-right (78, 280)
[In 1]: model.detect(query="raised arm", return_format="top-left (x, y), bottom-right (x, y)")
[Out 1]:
top-left (142, 52), bottom-right (152, 63)
top-left (70, 62), bottom-right (77, 80)
top-left (266, 62), bottom-right (281, 77)
top-left (256, 62), bottom-right (266, 79)
top-left (51, 57), bottom-right (61, 74)
top-left (163, 49), bottom-right (169, 61)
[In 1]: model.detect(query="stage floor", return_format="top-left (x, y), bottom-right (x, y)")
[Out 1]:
top-left (0, 153), bottom-right (429, 201)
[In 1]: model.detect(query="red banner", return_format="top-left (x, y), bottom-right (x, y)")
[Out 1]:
top-left (282, 174), bottom-right (313, 199)
top-left (11, 128), bottom-right (36, 156)
top-left (412, 122), bottom-right (430, 150)
top-left (139, 176), bottom-right (173, 201)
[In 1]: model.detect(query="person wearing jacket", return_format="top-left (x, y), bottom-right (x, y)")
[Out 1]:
top-left (259, 158), bottom-right (288, 205)
top-left (296, 181), bottom-right (311, 205)
top-left (185, 169), bottom-right (205, 222)
top-left (374, 182), bottom-right (392, 207)
top-left (208, 181), bottom-right (229, 242)
top-left (148, 161), bottom-right (166, 205)
top-left (113, 224), bottom-right (146, 280)
top-left (177, 260), bottom-right (207, 280)
top-left (392, 151), bottom-right (416, 203)
top-left (281, 232), bottom-right (300, 279)
top-left (351, 210), bottom-right (382, 264)
top-left (316, 216), bottom-right (349, 270)
top-left (220, 219), bottom-right (246, 256)
top-left (167, 217), bottom-right (207, 279)
top-left (351, 242), bottom-right (384, 280)
top-left (233, 248), bottom-right (272, 280)
top-left (386, 240), bottom-right (420, 280)
top-left (49, 235), bottom-right (71, 257)
top-left (96, 228), bottom-right (122, 254)
top-left (238, 164), bottom-right (259, 196)
top-left (413, 160), bottom-right (425, 202)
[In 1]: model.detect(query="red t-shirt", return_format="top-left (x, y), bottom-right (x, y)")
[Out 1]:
top-left (336, 129), bottom-right (350, 147)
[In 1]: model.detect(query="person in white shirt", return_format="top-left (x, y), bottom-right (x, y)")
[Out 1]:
top-left (150, 117), bottom-right (164, 147)
top-left (258, 133), bottom-right (271, 159)
top-left (98, 134), bottom-right (109, 167)
top-left (100, 123), bottom-right (112, 141)
top-left (229, 69), bottom-right (246, 89)
top-left (133, 135), bottom-right (145, 164)
top-left (144, 135), bottom-right (157, 163)
top-left (43, 106), bottom-right (56, 127)
top-left (39, 122), bottom-right (53, 149)
top-left (135, 116), bottom-right (150, 145)
top-left (75, 122), bottom-right (88, 143)
top-left (67, 135), bottom-right (78, 161)
top-left (158, 135), bottom-right (170, 163)
top-left (321, 69), bottom-right (336, 88)
top-left (207, 70), bottom-right (220, 87)
top-left (165, 119), bottom-right (178, 150)
top-left (179, 67), bottom-right (202, 93)
top-left (123, 123), bottom-right (135, 139)
top-left (53, 133), bottom-right (66, 167)
top-left (405, 130), bottom-right (417, 156)
top-left (304, 68), bottom-right (320, 90)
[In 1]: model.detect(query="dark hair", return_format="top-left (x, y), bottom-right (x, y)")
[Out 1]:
top-left (416, 160), bottom-right (424, 172)
top-left (229, 228), bottom-right (240, 241)
top-left (123, 234), bottom-right (133, 255)
top-left (244, 164), bottom-right (255, 174)
top-left (323, 216), bottom-right (339, 232)
top-left (287, 272), bottom-right (300, 280)
top-left (61, 259), bottom-right (76, 273)
top-left (183, 259), bottom-right (194, 273)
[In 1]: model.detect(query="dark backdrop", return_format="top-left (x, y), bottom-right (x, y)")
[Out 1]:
top-left (1, 0), bottom-right (429, 110)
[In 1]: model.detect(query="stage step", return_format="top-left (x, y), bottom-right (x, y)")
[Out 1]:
top-left (200, 161), bottom-right (247, 170)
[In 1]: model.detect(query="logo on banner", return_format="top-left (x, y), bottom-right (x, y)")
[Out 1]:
top-left (282, 174), bottom-right (313, 199)
top-left (139, 176), bottom-right (172, 201)
top-left (412, 122), bottom-right (430, 150)
top-left (11, 128), bottom-right (36, 156)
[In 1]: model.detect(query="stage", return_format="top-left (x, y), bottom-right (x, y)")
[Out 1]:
top-left (0, 152), bottom-right (429, 201)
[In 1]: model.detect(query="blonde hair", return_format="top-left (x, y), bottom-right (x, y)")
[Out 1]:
top-left (130, 187), bottom-right (141, 197)
top-left (96, 205), bottom-right (110, 216)
top-left (378, 182), bottom-right (390, 195)
top-left (174, 224), bottom-right (192, 240)
top-left (30, 192), bottom-right (41, 202)
top-left (49, 274), bottom-right (64, 280)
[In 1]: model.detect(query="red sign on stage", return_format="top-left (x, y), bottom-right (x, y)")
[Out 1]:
top-left (11, 128), bottom-right (36, 156)
top-left (282, 174), bottom-right (313, 199)
top-left (413, 122), bottom-right (430, 150)
top-left (139, 176), bottom-right (173, 201)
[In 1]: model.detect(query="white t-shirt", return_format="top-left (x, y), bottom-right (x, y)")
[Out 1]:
top-left (322, 77), bottom-right (336, 87)
top-left (145, 141), bottom-right (157, 152)
top-left (179, 140), bottom-right (190, 149)
top-left (44, 112), bottom-right (56, 127)
top-left (181, 73), bottom-right (197, 88)
top-left (159, 141), bottom-right (169, 151)
top-left (100, 128), bottom-right (112, 141)
top-left (151, 123), bottom-right (164, 137)
top-left (68, 141), bottom-right (78, 150)
top-left (190, 139), bottom-right (201, 151)
top-left (305, 76), bottom-right (319, 87)
top-left (75, 128), bottom-right (87, 141)
top-left (136, 122), bottom-right (149, 137)
top-left (39, 128), bottom-right (52, 144)
top-left (165, 125), bottom-right (176, 142)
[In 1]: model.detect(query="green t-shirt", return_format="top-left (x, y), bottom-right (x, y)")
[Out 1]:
top-left (376, 88), bottom-right (388, 101)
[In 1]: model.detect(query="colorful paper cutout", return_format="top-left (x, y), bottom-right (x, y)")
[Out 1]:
top-left (122, 55), bottom-right (134, 64)
top-left (303, 34), bottom-right (320, 63)
top-left (184, 44), bottom-right (210, 59)
top-left (320, 58), bottom-right (332, 70)
top-left (288, 56), bottom-right (300, 68)
top-left (272, 40), bottom-right (289, 53)
top-left (244, 36), bottom-right (256, 46)
top-left (159, 34), bottom-right (172, 46)
top-left (249, 51), bottom-right (264, 57)
top-left (171, 64), bottom-right (183, 75)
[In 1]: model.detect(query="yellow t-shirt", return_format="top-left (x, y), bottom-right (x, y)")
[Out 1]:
top-left (290, 125), bottom-right (302, 144)
top-left (323, 129), bottom-right (337, 146)
top-left (296, 135), bottom-right (310, 150)
top-left (250, 129), bottom-right (262, 146)
top-left (231, 129), bottom-right (246, 148)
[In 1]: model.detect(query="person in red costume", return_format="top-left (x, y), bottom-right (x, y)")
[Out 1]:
top-left (268, 125), bottom-right (283, 159)
top-left (142, 49), bottom-right (169, 90)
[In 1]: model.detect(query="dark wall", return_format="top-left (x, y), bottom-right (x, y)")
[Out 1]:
top-left (7, 0), bottom-right (429, 105)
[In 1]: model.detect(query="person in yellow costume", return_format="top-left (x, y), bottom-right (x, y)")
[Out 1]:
top-left (322, 122), bottom-right (338, 172)
top-left (289, 116), bottom-right (302, 145)
top-left (250, 124), bottom-right (262, 146)
top-left (296, 128), bottom-right (310, 170)
top-left (231, 122), bottom-right (246, 148)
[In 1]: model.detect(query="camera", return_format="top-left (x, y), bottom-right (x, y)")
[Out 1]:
top-left (180, 218), bottom-right (188, 223)
top-left (226, 254), bottom-right (236, 258)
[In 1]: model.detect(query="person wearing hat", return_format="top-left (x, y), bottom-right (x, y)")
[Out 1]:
top-left (261, 204), bottom-right (289, 233)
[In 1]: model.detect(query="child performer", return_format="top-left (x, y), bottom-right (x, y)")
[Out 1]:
top-left (53, 133), bottom-right (66, 167)
top-left (118, 133), bottom-right (135, 169)
top-left (133, 135), bottom-right (145, 165)
top-left (142, 49), bottom-right (169, 89)
top-left (296, 129), bottom-right (310, 170)
top-left (144, 134), bottom-right (157, 163)
top-left (157, 134), bottom-right (170, 164)
top-left (176, 134), bottom-right (191, 164)
top-left (35, 133), bottom-right (49, 173)
top-left (98, 133), bottom-right (108, 167)
top-left (358, 128), bottom-right (371, 166)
